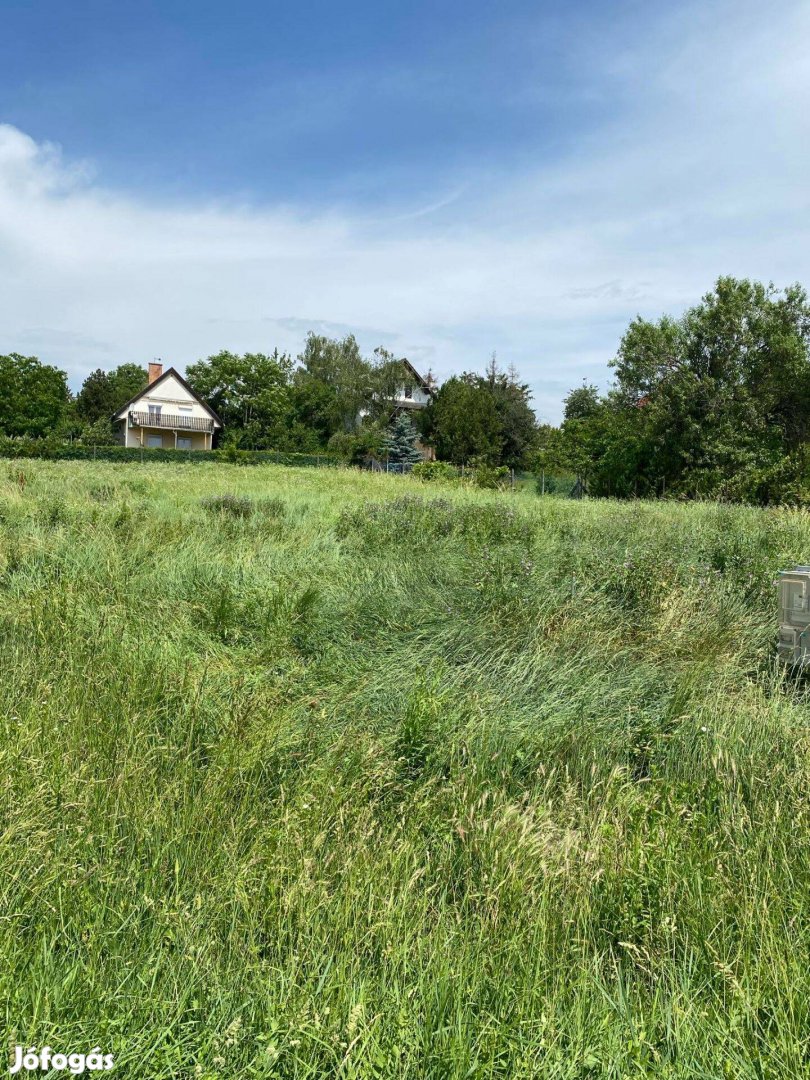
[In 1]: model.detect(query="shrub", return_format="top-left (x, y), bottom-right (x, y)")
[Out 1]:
top-left (328, 425), bottom-right (385, 465)
top-left (412, 460), bottom-right (458, 483)
top-left (472, 463), bottom-right (510, 489)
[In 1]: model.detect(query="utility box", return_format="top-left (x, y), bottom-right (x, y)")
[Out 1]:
top-left (776, 566), bottom-right (810, 665)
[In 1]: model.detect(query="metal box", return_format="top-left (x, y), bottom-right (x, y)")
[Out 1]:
top-left (776, 566), bottom-right (810, 665)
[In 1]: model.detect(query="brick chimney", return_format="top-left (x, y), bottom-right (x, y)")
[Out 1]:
top-left (148, 361), bottom-right (163, 385)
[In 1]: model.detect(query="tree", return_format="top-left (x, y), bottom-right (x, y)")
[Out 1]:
top-left (484, 357), bottom-right (540, 468)
top-left (421, 359), bottom-right (538, 467)
top-left (559, 277), bottom-right (810, 503)
top-left (294, 333), bottom-right (371, 435)
top-left (75, 363), bottom-right (147, 423)
top-left (383, 413), bottom-right (423, 465)
top-left (0, 353), bottom-right (71, 437)
top-left (421, 374), bottom-right (502, 464)
top-left (185, 350), bottom-right (293, 449)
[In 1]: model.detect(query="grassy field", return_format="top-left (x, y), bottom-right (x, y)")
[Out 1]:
top-left (1, 461), bottom-right (810, 1078)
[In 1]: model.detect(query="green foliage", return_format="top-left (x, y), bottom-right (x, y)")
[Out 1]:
top-left (411, 459), bottom-right (459, 483)
top-left (327, 422), bottom-right (386, 464)
top-left (0, 436), bottom-right (341, 468)
top-left (534, 471), bottom-right (574, 495)
top-left (422, 357), bottom-right (537, 468)
top-left (75, 363), bottom-right (147, 423)
top-left (0, 353), bottom-right (71, 437)
top-left (383, 412), bottom-right (423, 464)
top-left (79, 416), bottom-right (119, 446)
top-left (185, 349), bottom-right (294, 449)
top-left (200, 493), bottom-right (254, 518)
top-left (471, 461), bottom-right (510, 489)
top-left (294, 332), bottom-right (369, 434)
top-left (336, 495), bottom-right (534, 549)
top-left (559, 277), bottom-right (810, 503)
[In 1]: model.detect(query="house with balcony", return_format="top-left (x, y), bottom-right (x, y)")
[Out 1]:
top-left (113, 362), bottom-right (223, 450)
top-left (390, 359), bottom-right (434, 415)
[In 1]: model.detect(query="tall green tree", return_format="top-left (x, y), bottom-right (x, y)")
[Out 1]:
top-left (421, 374), bottom-right (502, 464)
top-left (185, 350), bottom-right (293, 449)
top-left (75, 363), bottom-right (147, 423)
top-left (0, 353), bottom-right (71, 437)
top-left (421, 359), bottom-right (538, 467)
top-left (560, 277), bottom-right (810, 503)
top-left (294, 334), bottom-right (371, 435)
top-left (484, 357), bottom-right (539, 468)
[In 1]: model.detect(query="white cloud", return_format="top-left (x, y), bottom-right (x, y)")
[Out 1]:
top-left (1, 0), bottom-right (809, 422)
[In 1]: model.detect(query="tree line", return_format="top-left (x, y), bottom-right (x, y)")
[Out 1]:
top-left (540, 276), bottom-right (810, 504)
top-left (0, 333), bottom-right (540, 469)
top-left (5, 276), bottom-right (807, 501)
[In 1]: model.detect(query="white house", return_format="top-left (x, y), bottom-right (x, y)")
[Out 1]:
top-left (390, 359), bottom-right (434, 414)
top-left (113, 363), bottom-right (223, 451)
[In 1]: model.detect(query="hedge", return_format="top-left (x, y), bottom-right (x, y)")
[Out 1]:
top-left (0, 438), bottom-right (343, 469)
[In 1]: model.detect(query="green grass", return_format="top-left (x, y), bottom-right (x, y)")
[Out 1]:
top-left (1, 460), bottom-right (810, 1078)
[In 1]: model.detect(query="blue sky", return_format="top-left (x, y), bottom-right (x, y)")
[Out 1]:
top-left (1, 0), bottom-right (809, 421)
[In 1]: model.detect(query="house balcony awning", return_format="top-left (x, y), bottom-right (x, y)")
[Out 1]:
top-left (129, 410), bottom-right (215, 433)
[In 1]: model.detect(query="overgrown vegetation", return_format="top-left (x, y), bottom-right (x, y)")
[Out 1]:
top-left (1, 461), bottom-right (809, 1076)
top-left (550, 277), bottom-right (810, 504)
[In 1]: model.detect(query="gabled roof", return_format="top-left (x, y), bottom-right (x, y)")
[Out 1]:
top-left (401, 358), bottom-right (433, 393)
top-left (112, 367), bottom-right (224, 426)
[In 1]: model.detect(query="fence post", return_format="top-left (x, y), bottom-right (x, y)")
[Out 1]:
top-left (510, 468), bottom-right (514, 492)
top-left (541, 470), bottom-right (545, 495)
top-left (93, 444), bottom-right (97, 460)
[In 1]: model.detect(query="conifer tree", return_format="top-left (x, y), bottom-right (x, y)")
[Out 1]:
top-left (383, 413), bottom-right (423, 464)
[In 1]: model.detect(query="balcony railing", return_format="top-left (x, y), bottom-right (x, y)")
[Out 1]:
top-left (129, 410), bottom-right (214, 433)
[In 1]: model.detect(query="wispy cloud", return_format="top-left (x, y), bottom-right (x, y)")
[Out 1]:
top-left (1, 0), bottom-right (809, 422)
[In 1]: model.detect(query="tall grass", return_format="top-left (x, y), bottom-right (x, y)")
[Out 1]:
top-left (1, 461), bottom-right (809, 1077)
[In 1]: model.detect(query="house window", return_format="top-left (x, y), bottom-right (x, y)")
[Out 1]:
top-left (178, 405), bottom-right (193, 428)
top-left (148, 404), bottom-right (162, 420)
top-left (146, 434), bottom-right (163, 448)
top-left (404, 384), bottom-right (413, 399)
top-left (177, 437), bottom-right (192, 450)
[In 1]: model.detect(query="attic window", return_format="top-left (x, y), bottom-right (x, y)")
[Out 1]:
top-left (404, 384), bottom-right (413, 399)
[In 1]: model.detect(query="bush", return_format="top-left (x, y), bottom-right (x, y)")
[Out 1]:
top-left (472, 463), bottom-right (510, 489)
top-left (412, 460), bottom-right (459, 483)
top-left (328, 425), bottom-right (385, 465)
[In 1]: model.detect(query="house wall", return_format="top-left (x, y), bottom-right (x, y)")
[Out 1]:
top-left (393, 384), bottom-right (431, 407)
top-left (122, 425), bottom-right (210, 451)
top-left (115, 372), bottom-right (215, 422)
